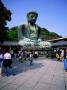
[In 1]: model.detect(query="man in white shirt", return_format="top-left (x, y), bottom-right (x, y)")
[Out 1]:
top-left (3, 50), bottom-right (12, 75)
top-left (4, 52), bottom-right (11, 60)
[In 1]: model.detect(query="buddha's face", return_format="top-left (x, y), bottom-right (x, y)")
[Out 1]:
top-left (27, 13), bottom-right (38, 24)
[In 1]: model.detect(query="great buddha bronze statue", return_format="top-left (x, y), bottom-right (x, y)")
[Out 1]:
top-left (18, 11), bottom-right (51, 48)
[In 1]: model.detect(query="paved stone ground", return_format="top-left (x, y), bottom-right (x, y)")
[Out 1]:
top-left (0, 57), bottom-right (67, 90)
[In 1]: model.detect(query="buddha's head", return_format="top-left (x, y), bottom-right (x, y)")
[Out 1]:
top-left (27, 11), bottom-right (38, 24)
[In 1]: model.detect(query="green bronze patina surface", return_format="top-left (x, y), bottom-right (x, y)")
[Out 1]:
top-left (18, 11), bottom-right (51, 48)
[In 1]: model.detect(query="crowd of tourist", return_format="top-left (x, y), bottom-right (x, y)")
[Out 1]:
top-left (0, 47), bottom-right (67, 76)
top-left (0, 47), bottom-right (38, 76)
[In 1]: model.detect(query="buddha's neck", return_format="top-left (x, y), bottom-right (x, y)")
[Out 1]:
top-left (28, 23), bottom-right (36, 31)
top-left (28, 23), bottom-right (35, 27)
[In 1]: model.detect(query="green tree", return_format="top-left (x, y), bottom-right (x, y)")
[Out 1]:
top-left (8, 27), bottom-right (18, 41)
top-left (40, 28), bottom-right (62, 40)
top-left (0, 0), bottom-right (11, 42)
top-left (49, 32), bottom-right (62, 40)
top-left (40, 28), bottom-right (50, 40)
top-left (8, 26), bottom-right (62, 41)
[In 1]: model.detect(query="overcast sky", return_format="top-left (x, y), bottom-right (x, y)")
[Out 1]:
top-left (3, 0), bottom-right (67, 37)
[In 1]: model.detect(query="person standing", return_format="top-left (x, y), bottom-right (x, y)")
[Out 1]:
top-left (61, 49), bottom-right (64, 61)
top-left (0, 50), bottom-right (4, 75)
top-left (29, 52), bottom-right (33, 65)
top-left (10, 48), bottom-right (14, 58)
top-left (56, 48), bottom-right (61, 61)
top-left (64, 48), bottom-right (67, 71)
top-left (64, 49), bottom-right (67, 59)
top-left (18, 49), bottom-right (23, 63)
top-left (0, 50), bottom-right (3, 64)
top-left (3, 49), bottom-right (12, 75)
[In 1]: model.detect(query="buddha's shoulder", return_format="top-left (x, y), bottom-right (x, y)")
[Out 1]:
top-left (19, 24), bottom-right (26, 28)
top-left (36, 24), bottom-right (41, 30)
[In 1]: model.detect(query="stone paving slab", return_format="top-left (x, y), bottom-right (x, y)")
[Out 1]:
top-left (0, 57), bottom-right (67, 90)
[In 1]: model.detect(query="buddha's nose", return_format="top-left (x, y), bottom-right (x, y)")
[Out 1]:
top-left (31, 16), bottom-right (35, 19)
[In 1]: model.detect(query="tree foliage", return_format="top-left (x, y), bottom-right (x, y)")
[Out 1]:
top-left (40, 28), bottom-right (62, 40)
top-left (40, 28), bottom-right (50, 40)
top-left (8, 26), bottom-right (62, 41)
top-left (8, 27), bottom-right (18, 41)
top-left (0, 0), bottom-right (11, 42)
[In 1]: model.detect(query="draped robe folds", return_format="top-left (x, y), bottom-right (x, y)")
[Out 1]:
top-left (18, 24), bottom-right (51, 48)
